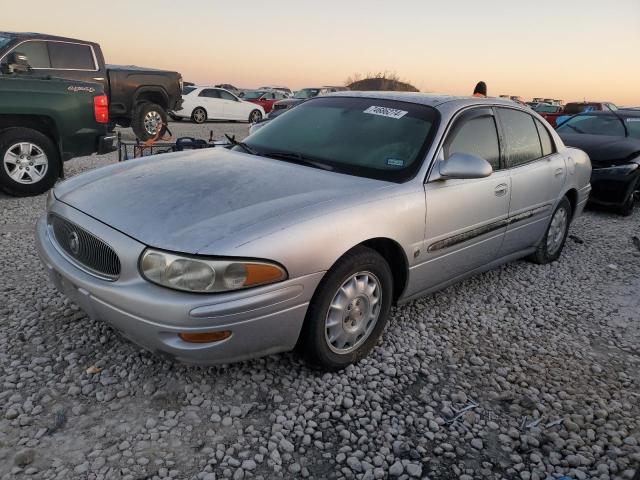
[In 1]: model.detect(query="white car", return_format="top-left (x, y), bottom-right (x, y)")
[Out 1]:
top-left (174, 86), bottom-right (265, 124)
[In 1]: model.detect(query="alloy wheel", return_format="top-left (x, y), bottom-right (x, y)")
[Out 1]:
top-left (143, 110), bottom-right (163, 135)
top-left (3, 142), bottom-right (48, 184)
top-left (546, 206), bottom-right (568, 255)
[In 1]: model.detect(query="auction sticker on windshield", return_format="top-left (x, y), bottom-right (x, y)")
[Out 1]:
top-left (364, 106), bottom-right (408, 119)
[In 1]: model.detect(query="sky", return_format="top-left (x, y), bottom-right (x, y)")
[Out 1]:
top-left (4, 0), bottom-right (640, 105)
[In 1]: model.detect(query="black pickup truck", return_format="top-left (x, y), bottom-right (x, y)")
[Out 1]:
top-left (0, 32), bottom-right (183, 140)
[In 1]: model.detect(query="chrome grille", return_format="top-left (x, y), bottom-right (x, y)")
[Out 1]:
top-left (49, 214), bottom-right (121, 280)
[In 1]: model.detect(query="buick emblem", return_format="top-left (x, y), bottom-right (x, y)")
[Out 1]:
top-left (68, 231), bottom-right (80, 255)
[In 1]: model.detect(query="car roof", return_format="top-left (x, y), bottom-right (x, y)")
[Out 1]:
top-left (0, 31), bottom-right (98, 45)
top-left (328, 91), bottom-right (525, 108)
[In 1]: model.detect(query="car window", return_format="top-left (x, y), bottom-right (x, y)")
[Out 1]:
top-left (444, 115), bottom-right (501, 170)
top-left (9, 41), bottom-right (50, 68)
top-left (48, 42), bottom-right (96, 70)
top-left (199, 89), bottom-right (220, 99)
top-left (497, 108), bottom-right (543, 167)
top-left (556, 115), bottom-right (626, 137)
top-left (534, 119), bottom-right (555, 156)
top-left (245, 96), bottom-right (439, 182)
top-left (182, 86), bottom-right (196, 95)
top-left (219, 90), bottom-right (237, 101)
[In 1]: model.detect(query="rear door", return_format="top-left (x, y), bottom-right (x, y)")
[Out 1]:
top-left (495, 107), bottom-right (566, 255)
top-left (412, 107), bottom-right (510, 294)
top-left (197, 88), bottom-right (224, 119)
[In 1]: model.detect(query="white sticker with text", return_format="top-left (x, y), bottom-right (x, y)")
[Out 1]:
top-left (364, 105), bottom-right (408, 119)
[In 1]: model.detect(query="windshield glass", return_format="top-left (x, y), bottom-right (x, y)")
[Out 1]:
top-left (557, 115), bottom-right (625, 137)
top-left (244, 96), bottom-right (439, 182)
top-left (243, 91), bottom-right (267, 100)
top-left (182, 86), bottom-right (196, 95)
top-left (535, 105), bottom-right (561, 113)
top-left (294, 89), bottom-right (320, 99)
top-left (564, 103), bottom-right (599, 115)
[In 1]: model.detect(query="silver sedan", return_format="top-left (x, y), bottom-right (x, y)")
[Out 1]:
top-left (36, 93), bottom-right (592, 370)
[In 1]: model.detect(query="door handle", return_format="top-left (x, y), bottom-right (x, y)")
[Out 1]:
top-left (554, 168), bottom-right (564, 176)
top-left (494, 183), bottom-right (508, 197)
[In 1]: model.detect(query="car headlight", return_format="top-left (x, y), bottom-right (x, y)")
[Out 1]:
top-left (139, 249), bottom-right (287, 293)
top-left (46, 189), bottom-right (56, 211)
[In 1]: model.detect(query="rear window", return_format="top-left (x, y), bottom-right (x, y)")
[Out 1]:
top-left (48, 42), bottom-right (96, 70)
top-left (182, 86), bottom-right (196, 95)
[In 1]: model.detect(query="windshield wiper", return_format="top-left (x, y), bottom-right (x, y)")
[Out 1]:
top-left (260, 150), bottom-right (334, 171)
top-left (225, 134), bottom-right (260, 156)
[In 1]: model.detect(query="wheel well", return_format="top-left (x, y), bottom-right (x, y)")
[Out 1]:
top-left (0, 115), bottom-right (58, 143)
top-left (359, 238), bottom-right (408, 303)
top-left (134, 90), bottom-right (168, 109)
top-left (564, 188), bottom-right (578, 219)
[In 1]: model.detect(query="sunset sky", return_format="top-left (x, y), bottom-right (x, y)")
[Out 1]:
top-left (4, 0), bottom-right (640, 105)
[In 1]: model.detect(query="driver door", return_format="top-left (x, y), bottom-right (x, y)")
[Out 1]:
top-left (408, 107), bottom-right (511, 295)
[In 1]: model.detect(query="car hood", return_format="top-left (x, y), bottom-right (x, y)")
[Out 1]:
top-left (54, 148), bottom-right (390, 254)
top-left (558, 133), bottom-right (640, 166)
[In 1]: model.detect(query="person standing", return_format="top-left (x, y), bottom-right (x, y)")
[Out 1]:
top-left (473, 81), bottom-right (487, 97)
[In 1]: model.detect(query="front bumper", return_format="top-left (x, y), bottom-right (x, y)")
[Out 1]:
top-left (35, 203), bottom-right (324, 365)
top-left (589, 164), bottom-right (640, 206)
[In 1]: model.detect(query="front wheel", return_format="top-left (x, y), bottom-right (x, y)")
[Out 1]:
top-left (297, 246), bottom-right (393, 370)
top-left (0, 128), bottom-right (60, 197)
top-left (528, 196), bottom-right (572, 264)
top-left (618, 184), bottom-right (637, 216)
top-left (248, 110), bottom-right (262, 123)
top-left (131, 102), bottom-right (168, 141)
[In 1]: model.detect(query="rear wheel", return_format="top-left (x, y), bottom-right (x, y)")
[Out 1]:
top-left (0, 128), bottom-right (60, 197)
top-left (298, 246), bottom-right (393, 370)
top-left (191, 107), bottom-right (207, 124)
top-left (132, 102), bottom-right (167, 141)
top-left (249, 110), bottom-right (262, 123)
top-left (528, 196), bottom-right (572, 264)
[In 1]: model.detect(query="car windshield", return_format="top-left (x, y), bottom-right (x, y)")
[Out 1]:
top-left (244, 96), bottom-right (439, 182)
top-left (294, 89), bottom-right (320, 99)
top-left (564, 103), bottom-right (599, 115)
top-left (243, 91), bottom-right (267, 100)
top-left (557, 115), bottom-right (626, 137)
top-left (182, 86), bottom-right (196, 95)
top-left (535, 105), bottom-right (561, 113)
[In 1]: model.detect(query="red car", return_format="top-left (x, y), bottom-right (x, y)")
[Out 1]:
top-left (242, 90), bottom-right (288, 113)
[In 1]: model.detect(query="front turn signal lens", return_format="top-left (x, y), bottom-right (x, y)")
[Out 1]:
top-left (178, 331), bottom-right (232, 343)
top-left (244, 263), bottom-right (287, 286)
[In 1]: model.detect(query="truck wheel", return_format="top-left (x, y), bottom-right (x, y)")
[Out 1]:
top-left (191, 107), bottom-right (207, 124)
top-left (132, 102), bottom-right (167, 141)
top-left (0, 128), bottom-right (60, 197)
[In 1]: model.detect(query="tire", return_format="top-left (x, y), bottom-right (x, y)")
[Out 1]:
top-left (528, 196), bottom-right (572, 264)
top-left (0, 128), bottom-right (60, 197)
top-left (131, 102), bottom-right (167, 141)
top-left (191, 107), bottom-right (207, 124)
top-left (297, 246), bottom-right (393, 371)
top-left (248, 110), bottom-right (262, 124)
top-left (618, 184), bottom-right (637, 216)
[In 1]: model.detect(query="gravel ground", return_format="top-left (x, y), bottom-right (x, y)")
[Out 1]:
top-left (1, 121), bottom-right (639, 480)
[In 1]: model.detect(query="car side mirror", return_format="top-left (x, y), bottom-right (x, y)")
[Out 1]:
top-left (2, 52), bottom-right (30, 74)
top-left (439, 153), bottom-right (493, 179)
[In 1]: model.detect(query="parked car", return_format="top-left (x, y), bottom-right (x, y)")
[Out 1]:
top-left (173, 86), bottom-right (265, 124)
top-left (267, 87), bottom-right (333, 119)
top-left (242, 90), bottom-right (289, 113)
top-left (534, 104), bottom-right (563, 114)
top-left (0, 32), bottom-right (183, 141)
top-left (215, 84), bottom-right (241, 94)
top-left (0, 75), bottom-right (115, 196)
top-left (259, 85), bottom-right (292, 96)
top-left (541, 101), bottom-right (618, 127)
top-left (37, 93), bottom-right (591, 369)
top-left (556, 110), bottom-right (640, 215)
